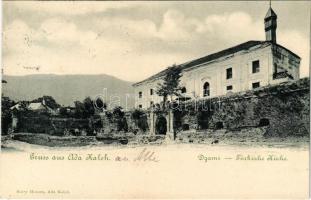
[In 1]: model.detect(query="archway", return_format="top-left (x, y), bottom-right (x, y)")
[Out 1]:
top-left (197, 111), bottom-right (210, 130)
top-left (203, 82), bottom-right (210, 97)
top-left (258, 118), bottom-right (270, 127)
top-left (155, 115), bottom-right (167, 135)
top-left (215, 121), bottom-right (224, 130)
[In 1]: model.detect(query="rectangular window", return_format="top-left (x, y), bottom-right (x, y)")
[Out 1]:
top-left (226, 68), bottom-right (232, 79)
top-left (252, 82), bottom-right (260, 89)
top-left (150, 89), bottom-right (153, 95)
top-left (227, 85), bottom-right (233, 91)
top-left (274, 63), bottom-right (278, 73)
top-left (138, 104), bottom-right (142, 108)
top-left (252, 60), bottom-right (260, 73)
top-left (138, 91), bottom-right (142, 98)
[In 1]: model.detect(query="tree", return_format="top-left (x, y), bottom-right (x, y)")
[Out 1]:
top-left (83, 97), bottom-right (95, 116)
top-left (74, 100), bottom-right (85, 118)
top-left (156, 64), bottom-right (182, 108)
top-left (59, 107), bottom-right (68, 116)
top-left (131, 109), bottom-right (148, 132)
top-left (94, 97), bottom-right (107, 112)
top-left (1, 97), bottom-right (15, 135)
top-left (112, 106), bottom-right (128, 132)
top-left (73, 97), bottom-right (97, 118)
top-left (113, 106), bottom-right (124, 118)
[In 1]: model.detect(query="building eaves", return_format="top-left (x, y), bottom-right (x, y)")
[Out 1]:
top-left (133, 40), bottom-right (300, 87)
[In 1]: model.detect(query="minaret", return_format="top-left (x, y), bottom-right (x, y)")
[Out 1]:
top-left (264, 2), bottom-right (277, 43)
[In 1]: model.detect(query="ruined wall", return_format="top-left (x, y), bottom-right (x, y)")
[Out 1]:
top-left (173, 78), bottom-right (310, 137)
top-left (50, 117), bottom-right (93, 135)
top-left (15, 112), bottom-right (53, 134)
top-left (15, 111), bottom-right (94, 135)
top-left (13, 78), bottom-right (309, 138)
top-left (127, 111), bottom-right (149, 134)
top-left (100, 110), bottom-right (149, 135)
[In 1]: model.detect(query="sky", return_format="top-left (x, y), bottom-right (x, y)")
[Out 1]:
top-left (3, 1), bottom-right (310, 82)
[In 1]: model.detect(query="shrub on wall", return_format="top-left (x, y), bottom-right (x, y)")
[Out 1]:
top-left (113, 107), bottom-right (128, 132)
top-left (131, 109), bottom-right (149, 132)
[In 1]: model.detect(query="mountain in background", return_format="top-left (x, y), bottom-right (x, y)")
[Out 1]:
top-left (2, 74), bottom-right (135, 109)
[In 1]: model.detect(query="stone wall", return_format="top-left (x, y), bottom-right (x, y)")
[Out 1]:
top-left (15, 112), bottom-right (53, 134)
top-left (12, 78), bottom-right (309, 139)
top-left (173, 78), bottom-right (310, 137)
top-left (99, 109), bottom-right (150, 135)
top-left (99, 78), bottom-right (310, 138)
top-left (14, 111), bottom-right (95, 136)
top-left (50, 117), bottom-right (93, 135)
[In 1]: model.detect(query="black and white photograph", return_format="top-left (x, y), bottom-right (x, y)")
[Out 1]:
top-left (0, 1), bottom-right (310, 199)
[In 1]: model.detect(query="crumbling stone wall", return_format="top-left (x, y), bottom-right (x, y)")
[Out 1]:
top-left (127, 110), bottom-right (149, 134)
top-left (15, 111), bottom-right (53, 134)
top-left (15, 111), bottom-right (96, 136)
top-left (50, 118), bottom-right (92, 135)
top-left (100, 109), bottom-right (149, 135)
top-left (13, 78), bottom-right (309, 138)
top-left (173, 78), bottom-right (310, 137)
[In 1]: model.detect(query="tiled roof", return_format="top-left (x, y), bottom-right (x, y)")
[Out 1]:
top-left (28, 102), bottom-right (46, 110)
top-left (133, 40), bottom-right (300, 86)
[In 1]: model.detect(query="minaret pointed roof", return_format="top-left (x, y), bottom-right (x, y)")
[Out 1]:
top-left (265, 7), bottom-right (277, 18)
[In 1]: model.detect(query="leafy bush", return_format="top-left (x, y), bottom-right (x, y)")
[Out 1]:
top-left (131, 109), bottom-right (148, 132)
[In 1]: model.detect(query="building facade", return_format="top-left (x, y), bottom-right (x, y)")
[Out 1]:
top-left (133, 7), bottom-right (301, 109)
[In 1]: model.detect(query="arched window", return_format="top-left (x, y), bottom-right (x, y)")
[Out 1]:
top-left (181, 87), bottom-right (187, 93)
top-left (203, 82), bottom-right (210, 97)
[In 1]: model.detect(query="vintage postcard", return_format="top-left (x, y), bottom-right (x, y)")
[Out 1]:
top-left (0, 1), bottom-right (310, 199)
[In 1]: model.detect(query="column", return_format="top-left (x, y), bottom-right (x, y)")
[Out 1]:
top-left (149, 111), bottom-right (155, 135)
top-left (166, 110), bottom-right (175, 140)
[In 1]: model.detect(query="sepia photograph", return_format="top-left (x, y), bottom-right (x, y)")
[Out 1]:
top-left (0, 0), bottom-right (310, 199)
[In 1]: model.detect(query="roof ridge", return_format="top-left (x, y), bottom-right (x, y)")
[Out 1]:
top-left (179, 40), bottom-right (264, 68)
top-left (133, 40), bottom-right (268, 86)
